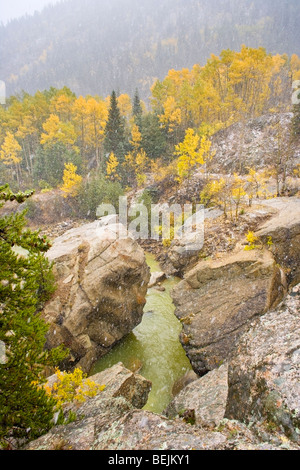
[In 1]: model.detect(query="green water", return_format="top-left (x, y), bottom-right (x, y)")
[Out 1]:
top-left (90, 253), bottom-right (192, 414)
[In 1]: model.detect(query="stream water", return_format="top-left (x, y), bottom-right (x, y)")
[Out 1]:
top-left (90, 253), bottom-right (192, 414)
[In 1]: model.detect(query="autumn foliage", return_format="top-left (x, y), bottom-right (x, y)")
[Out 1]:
top-left (0, 46), bottom-right (299, 197)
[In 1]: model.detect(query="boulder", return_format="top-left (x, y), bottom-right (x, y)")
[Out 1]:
top-left (43, 221), bottom-right (150, 372)
top-left (27, 408), bottom-right (227, 451)
top-left (172, 247), bottom-right (284, 376)
top-left (26, 363), bottom-right (152, 450)
top-left (91, 410), bottom-right (227, 450)
top-left (166, 364), bottom-right (229, 427)
top-left (88, 362), bottom-right (152, 409)
top-left (26, 348), bottom-right (300, 451)
top-left (167, 208), bottom-right (205, 273)
top-left (148, 271), bottom-right (166, 288)
top-left (171, 370), bottom-right (199, 396)
top-left (225, 284), bottom-right (300, 442)
top-left (255, 197), bottom-right (300, 286)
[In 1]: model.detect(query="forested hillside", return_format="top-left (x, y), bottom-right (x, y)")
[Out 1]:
top-left (0, 0), bottom-right (299, 100)
top-left (1, 45), bottom-right (299, 224)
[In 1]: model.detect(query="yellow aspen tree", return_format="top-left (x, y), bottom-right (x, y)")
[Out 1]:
top-left (231, 173), bottom-right (247, 220)
top-left (85, 98), bottom-right (108, 167)
top-left (135, 149), bottom-right (148, 187)
top-left (200, 177), bottom-right (232, 218)
top-left (291, 54), bottom-right (300, 81)
top-left (106, 152), bottom-right (120, 182)
top-left (123, 152), bottom-right (136, 186)
top-left (61, 163), bottom-right (82, 197)
top-left (130, 124), bottom-right (142, 151)
top-left (127, 124), bottom-right (149, 187)
top-left (72, 96), bottom-right (90, 159)
top-left (246, 168), bottom-right (269, 204)
top-left (117, 94), bottom-right (132, 122)
top-left (0, 132), bottom-right (22, 184)
top-left (41, 114), bottom-right (77, 149)
top-left (175, 129), bottom-right (214, 183)
top-left (50, 93), bottom-right (74, 121)
top-left (16, 113), bottom-right (36, 176)
top-left (159, 96), bottom-right (182, 133)
top-left (175, 128), bottom-right (202, 182)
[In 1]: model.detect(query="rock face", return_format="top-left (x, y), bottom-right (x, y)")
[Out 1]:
top-left (165, 285), bottom-right (300, 446)
top-left (26, 355), bottom-right (300, 451)
top-left (225, 284), bottom-right (300, 442)
top-left (210, 112), bottom-right (300, 174)
top-left (166, 364), bottom-right (229, 427)
top-left (172, 248), bottom-right (284, 376)
top-left (26, 363), bottom-right (151, 451)
top-left (255, 197), bottom-right (300, 286)
top-left (43, 220), bottom-right (150, 372)
top-left (26, 362), bottom-right (227, 451)
top-left (26, 359), bottom-right (227, 451)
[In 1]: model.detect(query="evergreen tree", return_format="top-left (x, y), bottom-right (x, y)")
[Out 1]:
top-left (132, 88), bottom-right (143, 129)
top-left (140, 113), bottom-right (168, 161)
top-left (104, 90), bottom-right (127, 162)
top-left (0, 185), bottom-right (66, 448)
top-left (33, 142), bottom-right (82, 188)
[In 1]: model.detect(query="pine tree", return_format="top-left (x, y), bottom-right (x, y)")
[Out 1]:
top-left (104, 90), bottom-right (126, 162)
top-left (132, 88), bottom-right (143, 129)
top-left (0, 185), bottom-right (66, 448)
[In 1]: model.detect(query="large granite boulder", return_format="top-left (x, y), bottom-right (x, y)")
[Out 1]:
top-left (225, 284), bottom-right (300, 442)
top-left (87, 362), bottom-right (152, 410)
top-left (255, 197), bottom-right (300, 287)
top-left (43, 220), bottom-right (150, 372)
top-left (172, 247), bottom-right (284, 376)
top-left (165, 364), bottom-right (229, 427)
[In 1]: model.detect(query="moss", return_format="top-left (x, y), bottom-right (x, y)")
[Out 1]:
top-left (178, 409), bottom-right (196, 425)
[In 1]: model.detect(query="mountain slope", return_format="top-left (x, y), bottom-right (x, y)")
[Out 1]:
top-left (0, 0), bottom-right (299, 100)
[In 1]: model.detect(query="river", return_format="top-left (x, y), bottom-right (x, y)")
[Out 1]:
top-left (90, 253), bottom-right (192, 414)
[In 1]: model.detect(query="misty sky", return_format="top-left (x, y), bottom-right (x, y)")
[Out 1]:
top-left (0, 0), bottom-right (60, 24)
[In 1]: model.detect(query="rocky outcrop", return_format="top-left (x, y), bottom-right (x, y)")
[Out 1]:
top-left (166, 207), bottom-right (220, 274)
top-left (26, 355), bottom-right (300, 451)
top-left (172, 247), bottom-right (284, 376)
top-left (255, 197), bottom-right (300, 286)
top-left (26, 360), bottom-right (227, 451)
top-left (210, 113), bottom-right (300, 174)
top-left (165, 285), bottom-right (300, 446)
top-left (26, 407), bottom-right (228, 451)
top-left (43, 220), bottom-right (150, 373)
top-left (166, 364), bottom-right (228, 427)
top-left (26, 363), bottom-right (151, 451)
top-left (225, 284), bottom-right (300, 442)
top-left (88, 362), bottom-right (152, 410)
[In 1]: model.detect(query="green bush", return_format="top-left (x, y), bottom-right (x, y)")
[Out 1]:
top-left (77, 172), bottom-right (124, 219)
